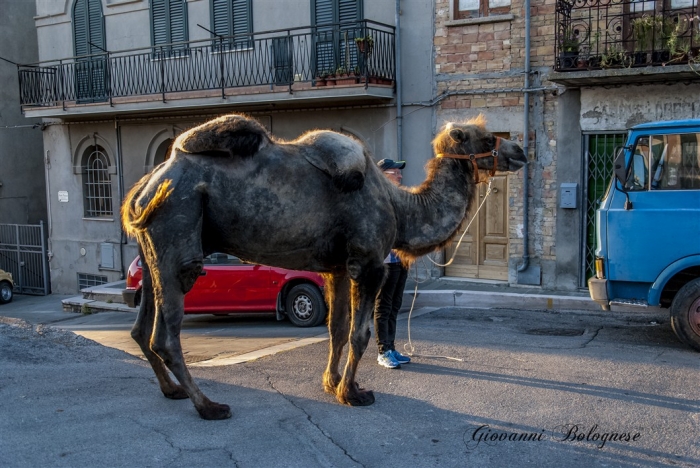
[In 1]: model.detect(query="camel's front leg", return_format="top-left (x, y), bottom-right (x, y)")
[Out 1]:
top-left (336, 259), bottom-right (386, 406)
top-left (323, 273), bottom-right (351, 394)
top-left (151, 260), bottom-right (231, 420)
top-left (130, 257), bottom-right (188, 400)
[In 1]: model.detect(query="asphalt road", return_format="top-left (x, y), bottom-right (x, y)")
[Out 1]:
top-left (0, 294), bottom-right (698, 467)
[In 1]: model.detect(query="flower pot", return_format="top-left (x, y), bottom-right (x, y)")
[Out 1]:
top-left (633, 52), bottom-right (649, 66)
top-left (335, 74), bottom-right (359, 85)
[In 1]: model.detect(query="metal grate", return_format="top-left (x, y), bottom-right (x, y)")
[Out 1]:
top-left (582, 133), bottom-right (626, 287)
top-left (77, 273), bottom-right (108, 290)
top-left (83, 146), bottom-right (113, 218)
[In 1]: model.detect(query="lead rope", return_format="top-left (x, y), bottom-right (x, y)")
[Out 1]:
top-left (403, 178), bottom-right (494, 361)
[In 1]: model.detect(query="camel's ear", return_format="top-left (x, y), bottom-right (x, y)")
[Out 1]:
top-left (449, 128), bottom-right (466, 143)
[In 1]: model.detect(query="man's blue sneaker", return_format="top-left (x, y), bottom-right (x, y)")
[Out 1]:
top-left (390, 349), bottom-right (411, 364)
top-left (377, 350), bottom-right (401, 369)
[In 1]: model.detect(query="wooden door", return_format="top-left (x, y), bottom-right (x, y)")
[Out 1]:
top-left (445, 174), bottom-right (510, 281)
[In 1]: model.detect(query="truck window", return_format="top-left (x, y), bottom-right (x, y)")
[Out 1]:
top-left (626, 133), bottom-right (700, 191)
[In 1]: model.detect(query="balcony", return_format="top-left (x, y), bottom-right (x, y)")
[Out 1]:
top-left (550, 0), bottom-right (700, 87)
top-left (18, 20), bottom-right (395, 118)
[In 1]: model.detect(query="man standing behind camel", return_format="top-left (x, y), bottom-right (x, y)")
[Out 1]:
top-left (375, 159), bottom-right (411, 369)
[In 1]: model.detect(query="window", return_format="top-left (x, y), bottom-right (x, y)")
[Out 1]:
top-left (454, 0), bottom-right (510, 19)
top-left (211, 0), bottom-right (253, 50)
top-left (151, 0), bottom-right (189, 58)
top-left (313, 0), bottom-right (363, 76)
top-left (626, 133), bottom-right (700, 190)
top-left (82, 145), bottom-right (113, 217)
top-left (73, 0), bottom-right (106, 102)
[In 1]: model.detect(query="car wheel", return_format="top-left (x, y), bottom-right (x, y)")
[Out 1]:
top-left (670, 278), bottom-right (700, 352)
top-left (285, 284), bottom-right (326, 327)
top-left (0, 281), bottom-right (13, 304)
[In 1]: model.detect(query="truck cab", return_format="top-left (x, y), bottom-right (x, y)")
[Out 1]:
top-left (588, 119), bottom-right (700, 352)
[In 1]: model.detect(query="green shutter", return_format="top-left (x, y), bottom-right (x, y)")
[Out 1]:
top-left (212, 0), bottom-right (231, 37)
top-left (151, 0), bottom-right (187, 47)
top-left (338, 0), bottom-right (359, 24)
top-left (73, 0), bottom-right (106, 102)
top-left (314, 0), bottom-right (334, 26)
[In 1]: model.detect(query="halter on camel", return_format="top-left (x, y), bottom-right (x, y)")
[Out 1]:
top-left (436, 137), bottom-right (502, 184)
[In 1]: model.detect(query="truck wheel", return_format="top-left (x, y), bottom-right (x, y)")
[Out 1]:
top-left (0, 281), bottom-right (13, 304)
top-left (670, 278), bottom-right (700, 352)
top-left (285, 284), bottom-right (327, 327)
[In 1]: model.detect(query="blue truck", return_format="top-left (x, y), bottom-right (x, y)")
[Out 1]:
top-left (588, 119), bottom-right (700, 352)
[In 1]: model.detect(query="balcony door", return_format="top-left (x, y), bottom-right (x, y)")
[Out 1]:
top-left (312, 0), bottom-right (363, 76)
top-left (73, 0), bottom-right (106, 102)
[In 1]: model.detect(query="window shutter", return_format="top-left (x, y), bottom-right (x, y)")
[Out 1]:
top-left (152, 0), bottom-right (169, 46)
top-left (152, 0), bottom-right (187, 46)
top-left (212, 0), bottom-right (231, 37)
top-left (232, 0), bottom-right (250, 36)
top-left (74, 0), bottom-right (88, 57)
top-left (87, 0), bottom-right (105, 53)
top-left (314, 0), bottom-right (334, 27)
top-left (169, 0), bottom-right (187, 44)
top-left (338, 0), bottom-right (359, 24)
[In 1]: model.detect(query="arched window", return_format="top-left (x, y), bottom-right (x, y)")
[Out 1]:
top-left (153, 138), bottom-right (174, 167)
top-left (82, 145), bottom-right (113, 218)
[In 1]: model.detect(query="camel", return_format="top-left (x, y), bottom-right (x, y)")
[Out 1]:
top-left (121, 113), bottom-right (527, 420)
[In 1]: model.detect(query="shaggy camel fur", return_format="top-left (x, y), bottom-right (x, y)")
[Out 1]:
top-left (121, 113), bottom-right (527, 419)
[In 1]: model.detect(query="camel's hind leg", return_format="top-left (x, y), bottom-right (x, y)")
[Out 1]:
top-left (323, 273), bottom-right (351, 394)
top-left (148, 258), bottom-right (232, 420)
top-left (336, 258), bottom-right (386, 406)
top-left (130, 251), bottom-right (188, 400)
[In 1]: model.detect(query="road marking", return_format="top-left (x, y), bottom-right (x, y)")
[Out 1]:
top-left (190, 332), bottom-right (330, 367)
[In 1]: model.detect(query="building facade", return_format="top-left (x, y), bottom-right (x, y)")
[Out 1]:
top-left (23, 0), bottom-right (435, 293)
top-left (25, 0), bottom-right (698, 295)
top-left (1, 0), bottom-right (46, 225)
top-left (434, 0), bottom-right (700, 291)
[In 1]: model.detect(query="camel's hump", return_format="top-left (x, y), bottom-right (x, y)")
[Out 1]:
top-left (174, 114), bottom-right (270, 157)
top-left (297, 130), bottom-right (367, 192)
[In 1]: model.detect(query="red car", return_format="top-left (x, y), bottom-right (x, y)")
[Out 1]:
top-left (122, 254), bottom-right (327, 327)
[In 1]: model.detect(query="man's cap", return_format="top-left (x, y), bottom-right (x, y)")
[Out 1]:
top-left (377, 159), bottom-right (406, 171)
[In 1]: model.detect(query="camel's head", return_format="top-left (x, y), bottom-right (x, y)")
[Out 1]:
top-left (433, 115), bottom-right (527, 177)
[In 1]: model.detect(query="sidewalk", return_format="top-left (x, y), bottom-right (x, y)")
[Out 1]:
top-left (58, 276), bottom-right (655, 315)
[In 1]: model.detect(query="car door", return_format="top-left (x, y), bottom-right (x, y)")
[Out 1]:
top-left (185, 254), bottom-right (274, 312)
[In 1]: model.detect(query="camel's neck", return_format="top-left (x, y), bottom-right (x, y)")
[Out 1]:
top-left (391, 158), bottom-right (475, 261)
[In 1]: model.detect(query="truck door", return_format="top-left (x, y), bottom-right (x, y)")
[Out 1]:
top-left (606, 132), bottom-right (700, 294)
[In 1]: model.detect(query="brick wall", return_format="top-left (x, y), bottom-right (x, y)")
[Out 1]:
top-left (434, 0), bottom-right (561, 275)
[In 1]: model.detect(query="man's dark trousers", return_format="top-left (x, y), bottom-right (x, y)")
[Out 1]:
top-left (375, 262), bottom-right (408, 354)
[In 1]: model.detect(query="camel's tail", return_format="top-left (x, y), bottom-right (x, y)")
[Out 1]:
top-left (121, 176), bottom-right (174, 238)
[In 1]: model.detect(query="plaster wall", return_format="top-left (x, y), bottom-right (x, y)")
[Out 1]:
top-left (580, 84), bottom-right (700, 131)
top-left (553, 89), bottom-right (582, 291)
top-left (0, 0), bottom-right (46, 225)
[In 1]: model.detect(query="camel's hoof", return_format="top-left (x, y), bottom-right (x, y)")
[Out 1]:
top-left (162, 386), bottom-right (189, 400)
top-left (348, 389), bottom-right (375, 406)
top-left (323, 373), bottom-right (340, 395)
top-left (197, 402), bottom-right (232, 420)
top-left (338, 384), bottom-right (375, 406)
top-left (323, 382), bottom-right (337, 395)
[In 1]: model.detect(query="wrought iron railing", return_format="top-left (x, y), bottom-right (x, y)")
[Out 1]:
top-left (555, 0), bottom-right (700, 71)
top-left (18, 20), bottom-right (395, 108)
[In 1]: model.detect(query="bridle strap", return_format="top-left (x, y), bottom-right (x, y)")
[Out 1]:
top-left (436, 137), bottom-right (502, 184)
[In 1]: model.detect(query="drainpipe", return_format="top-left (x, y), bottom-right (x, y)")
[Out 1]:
top-left (517, 0), bottom-right (532, 275)
top-left (395, 0), bottom-right (403, 161)
top-left (115, 118), bottom-right (126, 280)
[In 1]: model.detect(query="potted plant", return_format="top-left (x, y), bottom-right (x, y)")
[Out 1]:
top-left (315, 70), bottom-right (330, 87)
top-left (334, 66), bottom-right (358, 85)
top-left (632, 16), bottom-right (654, 65)
top-left (559, 27), bottom-right (579, 69)
top-left (354, 35), bottom-right (374, 54)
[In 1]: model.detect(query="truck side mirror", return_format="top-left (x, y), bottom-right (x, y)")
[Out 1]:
top-left (613, 147), bottom-right (628, 187)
